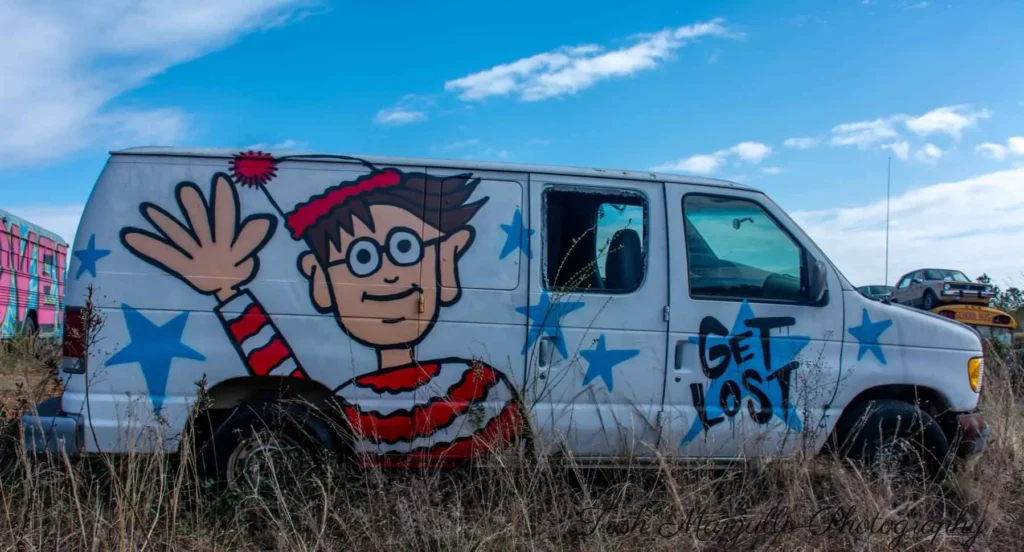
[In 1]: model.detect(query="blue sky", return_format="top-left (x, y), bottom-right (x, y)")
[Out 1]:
top-left (2, 0), bottom-right (1023, 286)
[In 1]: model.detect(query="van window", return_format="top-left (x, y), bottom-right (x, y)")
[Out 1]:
top-left (683, 194), bottom-right (804, 302)
top-left (544, 188), bottom-right (646, 293)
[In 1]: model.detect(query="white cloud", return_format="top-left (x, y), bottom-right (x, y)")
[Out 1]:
top-left (444, 18), bottom-right (743, 102)
top-left (792, 168), bottom-right (1024, 287)
top-left (1009, 136), bottom-right (1024, 155)
top-left (827, 104), bottom-right (990, 154)
top-left (373, 94), bottom-right (434, 126)
top-left (976, 136), bottom-right (1024, 160)
top-left (729, 141), bottom-right (772, 163)
top-left (761, 166), bottom-right (783, 175)
top-left (653, 140), bottom-right (771, 174)
top-left (830, 118), bottom-right (900, 149)
top-left (0, 0), bottom-right (320, 168)
top-left (976, 142), bottom-right (1007, 160)
top-left (903, 105), bottom-right (990, 140)
top-left (435, 138), bottom-right (482, 151)
top-left (2, 204), bottom-right (85, 250)
top-left (784, 137), bottom-right (819, 150)
top-left (243, 139), bottom-right (307, 151)
top-left (882, 141), bottom-right (910, 160)
top-left (913, 143), bottom-right (945, 163)
top-left (653, 153), bottom-right (725, 174)
top-left (374, 109), bottom-right (427, 126)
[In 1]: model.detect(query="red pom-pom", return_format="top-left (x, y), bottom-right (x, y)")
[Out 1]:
top-left (230, 151), bottom-right (278, 187)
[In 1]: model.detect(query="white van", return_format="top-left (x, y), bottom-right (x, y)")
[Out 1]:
top-left (23, 147), bottom-right (989, 483)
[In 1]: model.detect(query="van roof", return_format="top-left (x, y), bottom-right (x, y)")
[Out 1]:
top-left (110, 147), bottom-right (759, 193)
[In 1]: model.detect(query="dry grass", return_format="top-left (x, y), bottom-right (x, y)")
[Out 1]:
top-left (1, 338), bottom-right (1022, 551)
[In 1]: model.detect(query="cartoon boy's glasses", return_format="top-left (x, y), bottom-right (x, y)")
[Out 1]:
top-left (327, 226), bottom-right (441, 278)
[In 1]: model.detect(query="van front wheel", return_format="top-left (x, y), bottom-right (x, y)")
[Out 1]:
top-left (195, 401), bottom-right (339, 492)
top-left (836, 399), bottom-right (951, 482)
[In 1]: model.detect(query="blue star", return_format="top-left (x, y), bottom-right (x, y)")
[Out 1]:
top-left (105, 304), bottom-right (205, 414)
top-left (580, 334), bottom-right (639, 392)
top-left (73, 234), bottom-right (110, 279)
top-left (515, 290), bottom-right (585, 358)
top-left (499, 208), bottom-right (534, 259)
top-left (681, 300), bottom-right (811, 446)
top-left (848, 308), bottom-right (893, 365)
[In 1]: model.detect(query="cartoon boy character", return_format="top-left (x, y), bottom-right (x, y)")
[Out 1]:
top-left (120, 152), bottom-right (523, 464)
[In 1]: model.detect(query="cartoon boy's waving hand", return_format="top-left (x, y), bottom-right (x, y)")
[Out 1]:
top-left (121, 174), bottom-right (276, 304)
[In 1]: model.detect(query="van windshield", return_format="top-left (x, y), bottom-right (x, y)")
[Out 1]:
top-left (925, 269), bottom-right (971, 282)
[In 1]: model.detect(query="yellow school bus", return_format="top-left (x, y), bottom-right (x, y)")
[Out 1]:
top-left (933, 304), bottom-right (1017, 345)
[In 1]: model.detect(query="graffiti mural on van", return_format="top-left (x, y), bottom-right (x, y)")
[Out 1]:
top-left (0, 209), bottom-right (68, 339)
top-left (118, 151), bottom-right (524, 464)
top-left (682, 300), bottom-right (810, 445)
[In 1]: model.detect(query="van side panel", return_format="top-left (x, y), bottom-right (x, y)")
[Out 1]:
top-left (65, 155), bottom-right (532, 457)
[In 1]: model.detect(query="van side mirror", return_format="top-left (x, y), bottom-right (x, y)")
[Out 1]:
top-left (805, 251), bottom-right (828, 305)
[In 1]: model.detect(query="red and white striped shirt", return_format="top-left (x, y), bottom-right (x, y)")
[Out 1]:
top-left (214, 290), bottom-right (523, 465)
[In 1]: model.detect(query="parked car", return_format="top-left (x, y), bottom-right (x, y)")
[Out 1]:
top-left (22, 147), bottom-right (989, 485)
top-left (856, 285), bottom-right (895, 302)
top-left (891, 268), bottom-right (994, 310)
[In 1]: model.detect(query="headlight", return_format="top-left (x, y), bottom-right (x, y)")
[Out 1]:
top-left (968, 357), bottom-right (984, 393)
top-left (943, 283), bottom-right (951, 291)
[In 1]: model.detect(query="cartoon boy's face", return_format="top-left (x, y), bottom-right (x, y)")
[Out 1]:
top-left (299, 204), bottom-right (473, 349)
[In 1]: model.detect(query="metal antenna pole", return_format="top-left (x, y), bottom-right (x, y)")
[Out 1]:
top-left (885, 156), bottom-right (892, 285)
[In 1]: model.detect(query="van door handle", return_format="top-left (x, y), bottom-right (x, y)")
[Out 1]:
top-left (674, 340), bottom-right (685, 370)
top-left (538, 337), bottom-right (554, 368)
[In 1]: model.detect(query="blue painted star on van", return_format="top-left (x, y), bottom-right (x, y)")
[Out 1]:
top-left (516, 291), bottom-right (585, 358)
top-left (848, 308), bottom-right (893, 365)
top-left (681, 300), bottom-right (810, 446)
top-left (73, 234), bottom-right (110, 279)
top-left (499, 208), bottom-right (534, 260)
top-left (105, 304), bottom-right (205, 415)
top-left (580, 334), bottom-right (639, 392)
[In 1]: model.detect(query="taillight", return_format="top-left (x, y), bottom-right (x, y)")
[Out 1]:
top-left (62, 306), bottom-right (87, 374)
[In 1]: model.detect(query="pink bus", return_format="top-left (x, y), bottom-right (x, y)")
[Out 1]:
top-left (0, 209), bottom-right (69, 339)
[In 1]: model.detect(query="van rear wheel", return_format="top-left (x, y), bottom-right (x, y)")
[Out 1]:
top-left (195, 401), bottom-right (339, 492)
top-left (836, 399), bottom-right (951, 483)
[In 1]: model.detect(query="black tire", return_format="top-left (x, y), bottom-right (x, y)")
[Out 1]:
top-left (835, 399), bottom-right (951, 482)
top-left (195, 401), bottom-right (340, 491)
top-left (921, 291), bottom-right (937, 310)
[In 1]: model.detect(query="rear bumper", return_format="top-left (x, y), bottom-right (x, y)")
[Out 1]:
top-left (949, 411), bottom-right (990, 458)
top-left (20, 397), bottom-right (82, 457)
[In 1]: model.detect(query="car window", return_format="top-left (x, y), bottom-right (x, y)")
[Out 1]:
top-left (682, 194), bottom-right (805, 302)
top-left (935, 270), bottom-right (972, 282)
top-left (544, 188), bottom-right (647, 293)
top-left (897, 275), bottom-right (912, 289)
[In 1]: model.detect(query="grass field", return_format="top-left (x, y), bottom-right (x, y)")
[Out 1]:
top-left (1, 336), bottom-right (1022, 551)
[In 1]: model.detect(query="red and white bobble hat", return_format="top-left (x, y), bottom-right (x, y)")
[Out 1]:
top-left (228, 150), bottom-right (405, 241)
